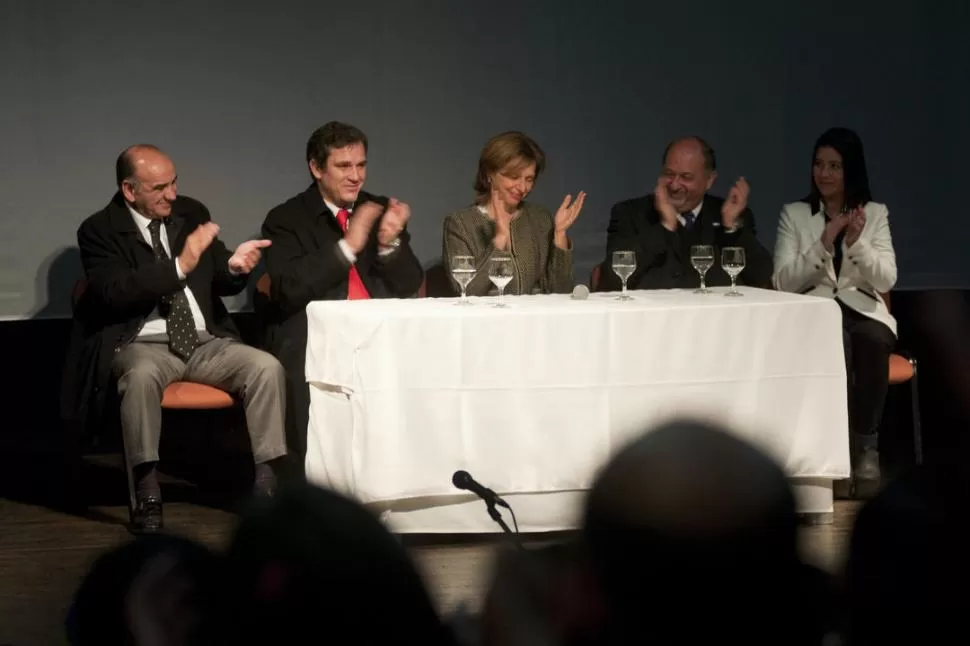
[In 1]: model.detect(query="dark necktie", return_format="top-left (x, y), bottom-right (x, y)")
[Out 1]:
top-left (147, 219), bottom-right (200, 360)
top-left (681, 212), bottom-right (697, 229)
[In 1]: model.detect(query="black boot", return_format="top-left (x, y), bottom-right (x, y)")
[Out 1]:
top-left (851, 433), bottom-right (881, 499)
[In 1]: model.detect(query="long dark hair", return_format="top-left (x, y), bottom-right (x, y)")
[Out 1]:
top-left (804, 127), bottom-right (872, 213)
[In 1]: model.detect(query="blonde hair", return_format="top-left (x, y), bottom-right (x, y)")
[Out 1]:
top-left (473, 131), bottom-right (546, 203)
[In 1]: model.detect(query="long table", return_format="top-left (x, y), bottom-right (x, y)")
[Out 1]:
top-left (304, 287), bottom-right (849, 532)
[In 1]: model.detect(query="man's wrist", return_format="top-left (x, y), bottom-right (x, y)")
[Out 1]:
top-left (338, 238), bottom-right (358, 263)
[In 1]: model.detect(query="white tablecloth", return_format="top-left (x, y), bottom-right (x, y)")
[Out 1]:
top-left (304, 287), bottom-right (849, 532)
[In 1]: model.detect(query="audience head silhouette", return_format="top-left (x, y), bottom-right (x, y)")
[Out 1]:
top-left (221, 483), bottom-right (455, 646)
top-left (583, 418), bottom-right (818, 644)
top-left (843, 465), bottom-right (970, 645)
top-left (67, 534), bottom-right (221, 646)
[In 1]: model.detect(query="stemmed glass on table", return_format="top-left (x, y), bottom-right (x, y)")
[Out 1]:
top-left (488, 253), bottom-right (514, 308)
top-left (611, 250), bottom-right (636, 300)
top-left (690, 245), bottom-right (714, 294)
top-left (721, 246), bottom-right (746, 297)
top-left (450, 255), bottom-right (476, 306)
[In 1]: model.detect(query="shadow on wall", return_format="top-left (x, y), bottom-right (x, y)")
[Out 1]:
top-left (422, 259), bottom-right (455, 297)
top-left (236, 230), bottom-right (267, 313)
top-left (31, 246), bottom-right (83, 319)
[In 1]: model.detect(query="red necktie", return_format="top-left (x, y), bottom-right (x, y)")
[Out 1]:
top-left (335, 209), bottom-right (370, 300)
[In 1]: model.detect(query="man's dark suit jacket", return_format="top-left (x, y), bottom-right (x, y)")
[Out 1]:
top-left (61, 193), bottom-right (248, 444)
top-left (598, 193), bottom-right (773, 291)
top-left (260, 184), bottom-right (424, 456)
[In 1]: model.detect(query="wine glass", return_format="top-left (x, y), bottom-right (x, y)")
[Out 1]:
top-left (611, 250), bottom-right (636, 301)
top-left (488, 253), bottom-right (514, 307)
top-left (690, 245), bottom-right (714, 294)
top-left (450, 255), bottom-right (476, 305)
top-left (721, 246), bottom-right (746, 297)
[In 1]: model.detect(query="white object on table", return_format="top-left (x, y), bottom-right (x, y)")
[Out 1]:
top-left (304, 287), bottom-right (848, 533)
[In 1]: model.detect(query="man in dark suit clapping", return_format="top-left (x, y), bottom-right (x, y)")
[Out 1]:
top-left (71, 145), bottom-right (288, 533)
top-left (599, 136), bottom-right (772, 291)
top-left (260, 122), bottom-right (424, 463)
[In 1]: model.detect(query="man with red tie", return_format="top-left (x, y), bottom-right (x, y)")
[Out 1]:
top-left (261, 121), bottom-right (424, 464)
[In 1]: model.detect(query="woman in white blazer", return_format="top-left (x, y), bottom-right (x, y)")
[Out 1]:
top-left (772, 127), bottom-right (897, 498)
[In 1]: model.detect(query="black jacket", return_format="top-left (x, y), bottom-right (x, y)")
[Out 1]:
top-left (599, 193), bottom-right (773, 291)
top-left (60, 193), bottom-right (247, 442)
top-left (259, 184), bottom-right (424, 456)
top-left (259, 184), bottom-right (424, 361)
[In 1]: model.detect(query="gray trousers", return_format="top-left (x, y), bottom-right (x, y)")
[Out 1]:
top-left (112, 334), bottom-right (288, 468)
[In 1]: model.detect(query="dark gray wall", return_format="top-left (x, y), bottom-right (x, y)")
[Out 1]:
top-left (1, 0), bottom-right (966, 318)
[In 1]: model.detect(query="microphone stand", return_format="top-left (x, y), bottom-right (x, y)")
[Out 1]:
top-left (485, 498), bottom-right (525, 552)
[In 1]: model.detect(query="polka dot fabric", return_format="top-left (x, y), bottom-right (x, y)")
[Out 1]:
top-left (148, 219), bottom-right (200, 360)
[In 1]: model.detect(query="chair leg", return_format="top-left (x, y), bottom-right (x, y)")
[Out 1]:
top-left (62, 423), bottom-right (86, 513)
top-left (910, 358), bottom-right (923, 465)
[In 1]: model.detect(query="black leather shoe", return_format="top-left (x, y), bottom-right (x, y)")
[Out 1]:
top-left (130, 496), bottom-right (164, 534)
top-left (851, 433), bottom-right (881, 500)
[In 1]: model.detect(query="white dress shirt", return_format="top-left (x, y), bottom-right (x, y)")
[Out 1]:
top-left (676, 199), bottom-right (739, 232)
top-left (127, 206), bottom-right (208, 336)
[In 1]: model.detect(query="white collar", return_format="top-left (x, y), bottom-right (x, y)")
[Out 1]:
top-left (126, 203), bottom-right (157, 231)
top-left (325, 198), bottom-right (355, 216)
top-left (684, 199), bottom-right (703, 217)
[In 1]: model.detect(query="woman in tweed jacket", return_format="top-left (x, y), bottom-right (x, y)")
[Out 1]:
top-left (442, 131), bottom-right (585, 296)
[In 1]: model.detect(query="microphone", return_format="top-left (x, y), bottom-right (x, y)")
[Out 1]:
top-left (571, 284), bottom-right (590, 300)
top-left (452, 470), bottom-right (511, 509)
top-left (452, 470), bottom-right (521, 546)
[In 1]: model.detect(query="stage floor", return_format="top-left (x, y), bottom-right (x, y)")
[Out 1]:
top-left (0, 481), bottom-right (861, 646)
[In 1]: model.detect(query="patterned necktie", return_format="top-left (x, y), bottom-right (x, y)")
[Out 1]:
top-left (681, 212), bottom-right (697, 229)
top-left (335, 209), bottom-right (371, 300)
top-left (147, 219), bottom-right (200, 360)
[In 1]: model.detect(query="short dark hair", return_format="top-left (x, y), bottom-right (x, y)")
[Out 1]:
top-left (662, 136), bottom-right (717, 173)
top-left (805, 127), bottom-right (872, 212)
top-left (306, 122), bottom-right (368, 170)
top-left (115, 144), bottom-right (162, 188)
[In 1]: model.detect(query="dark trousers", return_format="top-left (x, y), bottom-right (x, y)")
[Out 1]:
top-left (266, 316), bottom-right (311, 469)
top-left (840, 301), bottom-right (895, 436)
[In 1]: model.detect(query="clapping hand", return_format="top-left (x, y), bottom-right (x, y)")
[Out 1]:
top-left (378, 198), bottom-right (411, 247)
top-left (721, 177), bottom-right (750, 230)
top-left (821, 211), bottom-right (850, 252)
top-left (553, 191), bottom-right (586, 250)
top-left (178, 222), bottom-right (220, 275)
top-left (554, 192), bottom-right (586, 233)
top-left (654, 177), bottom-right (679, 231)
top-left (229, 239), bottom-right (272, 274)
top-left (844, 206), bottom-right (866, 248)
top-left (344, 201), bottom-right (384, 254)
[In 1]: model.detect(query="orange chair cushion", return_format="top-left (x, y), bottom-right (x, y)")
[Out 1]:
top-left (888, 354), bottom-right (914, 385)
top-left (161, 382), bottom-right (235, 409)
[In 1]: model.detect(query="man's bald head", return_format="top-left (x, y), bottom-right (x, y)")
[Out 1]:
top-left (663, 136), bottom-right (716, 174)
top-left (116, 144), bottom-right (167, 188)
top-left (659, 136), bottom-right (717, 213)
top-left (116, 144), bottom-right (178, 219)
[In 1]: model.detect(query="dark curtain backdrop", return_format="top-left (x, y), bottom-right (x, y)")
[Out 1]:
top-left (1, 0), bottom-right (966, 318)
